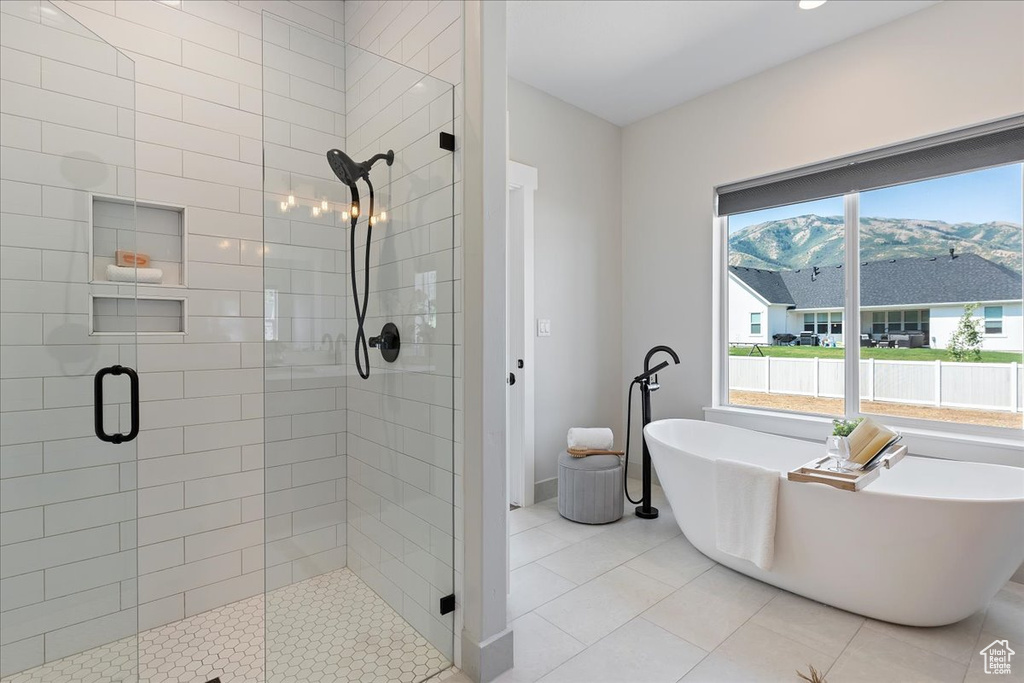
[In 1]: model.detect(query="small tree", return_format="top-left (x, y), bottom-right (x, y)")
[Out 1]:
top-left (948, 303), bottom-right (982, 362)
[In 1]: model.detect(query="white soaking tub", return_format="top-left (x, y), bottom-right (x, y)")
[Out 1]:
top-left (644, 419), bottom-right (1024, 626)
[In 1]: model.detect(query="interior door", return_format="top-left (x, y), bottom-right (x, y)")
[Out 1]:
top-left (0, 2), bottom-right (140, 679)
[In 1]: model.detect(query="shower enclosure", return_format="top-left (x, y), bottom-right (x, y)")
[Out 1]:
top-left (0, 3), bottom-right (456, 682)
top-left (261, 12), bottom-right (456, 682)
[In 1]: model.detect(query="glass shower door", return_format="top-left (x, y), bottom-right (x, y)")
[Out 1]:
top-left (1, 2), bottom-right (139, 680)
top-left (263, 12), bottom-right (456, 682)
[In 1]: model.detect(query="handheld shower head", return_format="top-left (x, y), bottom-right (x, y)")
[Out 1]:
top-left (326, 147), bottom-right (397, 381)
top-left (326, 149), bottom-right (395, 188)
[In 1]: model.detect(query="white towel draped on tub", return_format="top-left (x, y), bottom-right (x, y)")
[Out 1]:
top-left (566, 427), bottom-right (614, 451)
top-left (715, 459), bottom-right (780, 570)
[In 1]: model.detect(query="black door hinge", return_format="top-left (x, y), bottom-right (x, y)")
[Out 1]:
top-left (439, 593), bottom-right (455, 615)
top-left (439, 131), bottom-right (455, 151)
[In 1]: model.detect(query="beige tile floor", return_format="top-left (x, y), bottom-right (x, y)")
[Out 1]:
top-left (499, 483), bottom-right (1024, 683)
top-left (2, 568), bottom-right (450, 683)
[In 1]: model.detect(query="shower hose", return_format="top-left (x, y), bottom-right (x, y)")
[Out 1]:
top-left (349, 180), bottom-right (375, 380)
top-left (623, 378), bottom-right (643, 505)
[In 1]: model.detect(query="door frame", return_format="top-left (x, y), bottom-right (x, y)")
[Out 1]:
top-left (507, 160), bottom-right (538, 507)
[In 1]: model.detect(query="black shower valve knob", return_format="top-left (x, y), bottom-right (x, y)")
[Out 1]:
top-left (368, 333), bottom-right (392, 350)
top-left (370, 322), bottom-right (401, 363)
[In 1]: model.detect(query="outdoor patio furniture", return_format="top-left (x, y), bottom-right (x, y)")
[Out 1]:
top-left (772, 333), bottom-right (798, 346)
top-left (892, 332), bottom-right (925, 348)
top-left (860, 334), bottom-right (874, 348)
top-left (799, 332), bottom-right (819, 346)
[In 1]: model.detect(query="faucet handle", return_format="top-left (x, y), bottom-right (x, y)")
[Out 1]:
top-left (649, 374), bottom-right (660, 391)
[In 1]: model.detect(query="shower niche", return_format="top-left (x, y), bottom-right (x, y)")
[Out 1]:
top-left (88, 194), bottom-right (189, 335)
top-left (90, 293), bottom-right (187, 335)
top-left (89, 194), bottom-right (187, 288)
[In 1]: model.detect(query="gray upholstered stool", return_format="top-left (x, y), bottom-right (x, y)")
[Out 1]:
top-left (557, 452), bottom-right (624, 524)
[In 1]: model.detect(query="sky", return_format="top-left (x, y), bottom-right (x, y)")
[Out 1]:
top-left (728, 163), bottom-right (1023, 233)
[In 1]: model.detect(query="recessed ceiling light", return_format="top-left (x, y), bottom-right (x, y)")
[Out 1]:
top-left (799, 0), bottom-right (827, 9)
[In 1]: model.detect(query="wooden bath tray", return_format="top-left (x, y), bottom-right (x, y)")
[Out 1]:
top-left (787, 444), bottom-right (907, 491)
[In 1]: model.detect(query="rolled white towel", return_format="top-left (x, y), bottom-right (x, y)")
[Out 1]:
top-left (567, 427), bottom-right (614, 451)
top-left (106, 264), bottom-right (163, 284)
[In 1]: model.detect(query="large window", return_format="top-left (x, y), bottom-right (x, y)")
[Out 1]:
top-left (726, 198), bottom-right (845, 417)
top-left (721, 139), bottom-right (1022, 432)
top-left (857, 165), bottom-right (1022, 428)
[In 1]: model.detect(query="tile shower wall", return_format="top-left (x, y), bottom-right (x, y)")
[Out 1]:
top-left (262, 13), bottom-right (350, 592)
top-left (0, 2), bottom-right (138, 675)
top-left (0, 1), bottom-right (343, 676)
top-left (342, 0), bottom-right (464, 663)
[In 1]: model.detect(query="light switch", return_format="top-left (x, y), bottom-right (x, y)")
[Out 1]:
top-left (537, 319), bottom-right (551, 337)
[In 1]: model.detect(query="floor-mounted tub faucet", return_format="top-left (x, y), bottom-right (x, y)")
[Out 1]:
top-left (625, 345), bottom-right (680, 519)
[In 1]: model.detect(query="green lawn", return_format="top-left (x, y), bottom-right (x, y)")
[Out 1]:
top-left (729, 344), bottom-right (1023, 363)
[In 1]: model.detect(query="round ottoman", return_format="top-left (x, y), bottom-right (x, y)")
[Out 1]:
top-left (557, 452), bottom-right (624, 524)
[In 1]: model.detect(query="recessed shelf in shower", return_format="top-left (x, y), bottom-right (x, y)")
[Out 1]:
top-left (89, 194), bottom-right (188, 288)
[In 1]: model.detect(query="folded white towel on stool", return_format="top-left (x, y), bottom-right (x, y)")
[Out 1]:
top-left (106, 264), bottom-right (164, 284)
top-left (567, 427), bottom-right (614, 451)
top-left (715, 459), bottom-right (780, 570)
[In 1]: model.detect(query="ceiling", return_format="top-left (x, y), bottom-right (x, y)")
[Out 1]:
top-left (507, 0), bottom-right (938, 126)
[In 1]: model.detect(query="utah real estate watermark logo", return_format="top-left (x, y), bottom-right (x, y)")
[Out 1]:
top-left (980, 639), bottom-right (1015, 675)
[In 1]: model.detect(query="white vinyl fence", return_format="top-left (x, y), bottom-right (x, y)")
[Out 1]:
top-left (730, 356), bottom-right (1024, 413)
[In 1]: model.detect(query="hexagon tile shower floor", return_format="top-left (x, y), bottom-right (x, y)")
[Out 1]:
top-left (1, 568), bottom-right (448, 683)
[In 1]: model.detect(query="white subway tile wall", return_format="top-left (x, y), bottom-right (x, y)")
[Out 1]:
top-left (0, 1), bottom-right (140, 676)
top-left (342, 0), bottom-right (463, 663)
top-left (0, 0), bottom-right (341, 677)
top-left (261, 11), bottom-right (350, 601)
top-left (2, 0), bottom-right (464, 677)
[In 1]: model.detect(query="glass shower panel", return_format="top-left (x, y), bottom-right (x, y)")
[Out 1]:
top-left (263, 13), bottom-right (455, 682)
top-left (1, 1), bottom-right (138, 681)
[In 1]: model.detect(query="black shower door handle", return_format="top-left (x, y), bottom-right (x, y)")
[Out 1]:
top-left (94, 365), bottom-right (140, 444)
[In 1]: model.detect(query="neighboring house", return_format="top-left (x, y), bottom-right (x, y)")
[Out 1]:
top-left (729, 252), bottom-right (1023, 351)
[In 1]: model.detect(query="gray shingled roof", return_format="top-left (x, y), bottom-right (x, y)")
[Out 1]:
top-left (731, 253), bottom-right (1022, 309)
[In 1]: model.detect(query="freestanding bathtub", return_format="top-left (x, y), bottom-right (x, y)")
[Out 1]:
top-left (644, 419), bottom-right (1024, 626)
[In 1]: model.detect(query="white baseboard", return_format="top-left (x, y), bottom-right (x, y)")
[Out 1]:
top-left (461, 627), bottom-right (513, 683)
top-left (533, 477), bottom-right (557, 502)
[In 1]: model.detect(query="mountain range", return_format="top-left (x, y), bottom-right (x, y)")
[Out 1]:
top-left (728, 215), bottom-right (1023, 273)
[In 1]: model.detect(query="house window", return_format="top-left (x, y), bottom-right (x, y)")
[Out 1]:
top-left (830, 311), bottom-right (843, 335)
top-left (720, 128), bottom-right (1022, 433)
top-left (984, 306), bottom-right (1003, 335)
top-left (750, 312), bottom-right (762, 335)
top-left (871, 312), bottom-right (885, 334)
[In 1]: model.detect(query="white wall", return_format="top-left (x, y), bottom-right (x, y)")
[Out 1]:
top-left (261, 12), bottom-right (350, 597)
top-left (930, 303), bottom-right (1023, 352)
top-left (621, 1), bottom-right (1024, 444)
top-left (727, 276), bottom-right (768, 344)
top-left (506, 78), bottom-right (623, 489)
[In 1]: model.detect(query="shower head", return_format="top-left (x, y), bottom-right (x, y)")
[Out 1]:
top-left (326, 148), bottom-right (395, 188)
top-left (327, 147), bottom-right (398, 382)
